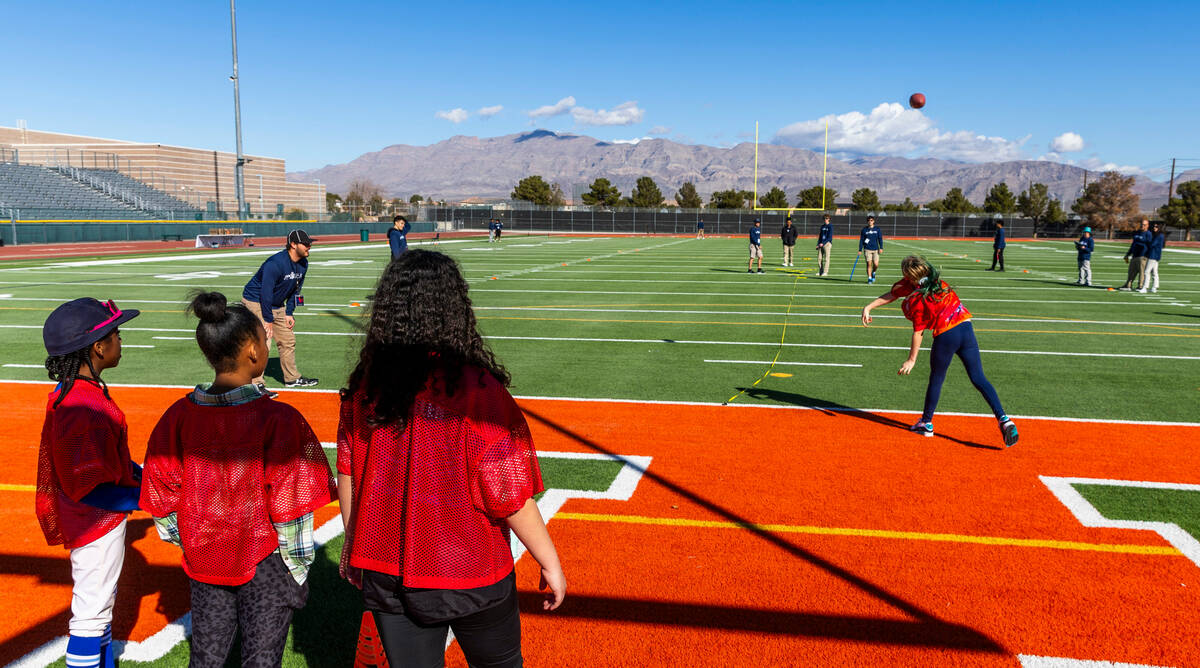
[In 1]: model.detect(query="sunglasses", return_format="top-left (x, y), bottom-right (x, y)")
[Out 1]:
top-left (90, 299), bottom-right (125, 332)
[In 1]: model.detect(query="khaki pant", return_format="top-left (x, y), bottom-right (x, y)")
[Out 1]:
top-left (817, 244), bottom-right (831, 275)
top-left (1123, 256), bottom-right (1147, 289)
top-left (242, 298), bottom-right (300, 384)
top-left (782, 245), bottom-right (794, 265)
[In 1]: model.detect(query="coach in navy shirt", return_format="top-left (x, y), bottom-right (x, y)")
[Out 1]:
top-left (858, 216), bottom-right (883, 284)
top-left (816, 214), bottom-right (834, 276)
top-left (242, 229), bottom-right (318, 388)
top-left (989, 221), bottom-right (1007, 271)
top-left (1120, 218), bottom-right (1151, 290)
top-left (387, 215), bottom-right (411, 258)
top-left (748, 219), bottom-right (764, 273)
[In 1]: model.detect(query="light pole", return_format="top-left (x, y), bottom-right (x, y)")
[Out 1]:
top-left (230, 0), bottom-right (247, 220)
top-left (258, 174), bottom-right (264, 218)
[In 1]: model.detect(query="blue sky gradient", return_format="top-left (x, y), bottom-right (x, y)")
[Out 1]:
top-left (1, 1), bottom-right (1196, 177)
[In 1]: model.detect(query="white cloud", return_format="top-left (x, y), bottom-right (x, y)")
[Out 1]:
top-left (774, 102), bottom-right (1023, 162)
top-left (648, 125), bottom-right (671, 135)
top-left (1050, 132), bottom-right (1085, 153)
top-left (1078, 157), bottom-right (1143, 175)
top-left (610, 137), bottom-right (651, 145)
top-left (435, 108), bottom-right (468, 123)
top-left (571, 101), bottom-right (645, 126)
top-left (478, 105), bottom-right (503, 118)
top-left (528, 96), bottom-right (576, 119)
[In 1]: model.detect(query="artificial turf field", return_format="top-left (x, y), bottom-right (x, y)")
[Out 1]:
top-left (1, 232), bottom-right (1199, 667)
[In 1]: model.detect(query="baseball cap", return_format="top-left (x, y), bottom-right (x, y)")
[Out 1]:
top-left (43, 298), bottom-right (140, 356)
top-left (753, 218), bottom-right (761, 223)
top-left (1083, 226), bottom-right (1092, 233)
top-left (288, 229), bottom-right (317, 246)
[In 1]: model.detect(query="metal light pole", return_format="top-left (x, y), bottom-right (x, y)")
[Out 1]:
top-left (230, 0), bottom-right (247, 220)
top-left (258, 174), bottom-right (264, 217)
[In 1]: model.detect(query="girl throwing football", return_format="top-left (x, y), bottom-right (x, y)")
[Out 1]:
top-left (861, 255), bottom-right (1018, 447)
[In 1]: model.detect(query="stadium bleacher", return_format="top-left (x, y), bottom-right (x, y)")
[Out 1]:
top-left (67, 167), bottom-right (200, 214)
top-left (0, 163), bottom-right (202, 219)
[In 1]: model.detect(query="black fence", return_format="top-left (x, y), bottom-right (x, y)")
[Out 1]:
top-left (0, 221), bottom-right (434, 246)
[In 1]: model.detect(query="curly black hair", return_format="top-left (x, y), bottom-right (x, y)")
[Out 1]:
top-left (45, 344), bottom-right (108, 408)
top-left (346, 249), bottom-right (509, 426)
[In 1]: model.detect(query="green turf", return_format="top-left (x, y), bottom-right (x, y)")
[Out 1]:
top-left (2, 234), bottom-right (1196, 422)
top-left (1072, 483), bottom-right (1200, 542)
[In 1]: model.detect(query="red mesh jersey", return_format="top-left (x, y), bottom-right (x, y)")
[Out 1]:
top-left (890, 279), bottom-right (972, 336)
top-left (36, 379), bottom-right (139, 548)
top-left (141, 395), bottom-right (335, 586)
top-left (338, 367), bottom-right (543, 589)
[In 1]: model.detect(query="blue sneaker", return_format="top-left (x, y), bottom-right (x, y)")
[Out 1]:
top-left (999, 416), bottom-right (1019, 447)
top-left (909, 420), bottom-right (934, 437)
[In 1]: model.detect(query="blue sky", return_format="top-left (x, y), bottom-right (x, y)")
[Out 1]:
top-left (2, 1), bottom-right (1196, 178)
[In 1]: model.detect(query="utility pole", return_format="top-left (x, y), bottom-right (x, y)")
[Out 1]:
top-left (230, 0), bottom-right (247, 220)
top-left (1167, 158), bottom-right (1177, 202)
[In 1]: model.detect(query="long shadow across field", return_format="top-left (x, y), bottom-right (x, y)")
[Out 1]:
top-left (736, 386), bottom-right (1002, 451)
top-left (519, 406), bottom-right (1006, 654)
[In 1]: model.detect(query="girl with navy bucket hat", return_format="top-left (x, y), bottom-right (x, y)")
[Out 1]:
top-left (36, 298), bottom-right (141, 668)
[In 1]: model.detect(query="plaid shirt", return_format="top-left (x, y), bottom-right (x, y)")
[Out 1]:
top-left (151, 383), bottom-right (318, 585)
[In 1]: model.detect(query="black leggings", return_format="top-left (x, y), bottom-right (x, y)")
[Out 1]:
top-left (372, 580), bottom-right (522, 668)
top-left (990, 247), bottom-right (1005, 269)
top-left (922, 321), bottom-right (1006, 422)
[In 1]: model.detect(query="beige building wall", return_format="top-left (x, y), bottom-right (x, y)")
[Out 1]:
top-left (0, 127), bottom-right (324, 217)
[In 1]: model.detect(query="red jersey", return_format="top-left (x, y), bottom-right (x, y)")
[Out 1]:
top-left (890, 279), bottom-right (972, 336)
top-left (36, 379), bottom-right (139, 549)
top-left (140, 395), bottom-right (335, 586)
top-left (338, 367), bottom-right (543, 589)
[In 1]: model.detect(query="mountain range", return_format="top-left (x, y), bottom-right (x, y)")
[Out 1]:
top-left (289, 130), bottom-right (1195, 210)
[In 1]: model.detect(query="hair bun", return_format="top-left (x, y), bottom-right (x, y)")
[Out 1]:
top-left (189, 291), bottom-right (228, 324)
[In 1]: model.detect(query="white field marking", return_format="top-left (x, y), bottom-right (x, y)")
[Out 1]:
top-left (1164, 247), bottom-right (1200, 255)
top-left (1040, 476), bottom-right (1200, 569)
top-left (0, 293), bottom-right (11, 298)
top-left (2, 364), bottom-right (43, 368)
top-left (1, 379), bottom-right (1196, 426)
top-left (1018, 655), bottom-right (1172, 668)
top-left (153, 271), bottom-right (225, 281)
top-left (151, 336), bottom-right (194, 340)
top-left (704, 359), bottom-right (863, 368)
top-left (122, 345), bottom-right (155, 348)
top-left (480, 335), bottom-right (1200, 360)
top-left (6, 448), bottom-right (651, 667)
top-left (490, 237), bottom-right (693, 280)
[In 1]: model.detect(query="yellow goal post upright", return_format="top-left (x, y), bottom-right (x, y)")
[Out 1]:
top-left (753, 119), bottom-right (830, 212)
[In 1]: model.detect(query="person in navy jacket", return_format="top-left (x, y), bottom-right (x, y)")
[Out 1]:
top-left (241, 229), bottom-right (318, 388)
top-left (1140, 221), bottom-right (1166, 293)
top-left (780, 216), bottom-right (798, 267)
top-left (816, 214), bottom-right (834, 276)
top-left (1074, 227), bottom-right (1094, 286)
top-left (988, 222), bottom-right (1006, 271)
top-left (1120, 218), bottom-right (1151, 290)
top-left (858, 216), bottom-right (883, 284)
top-left (748, 219), bottom-right (764, 273)
top-left (387, 215), bottom-right (411, 259)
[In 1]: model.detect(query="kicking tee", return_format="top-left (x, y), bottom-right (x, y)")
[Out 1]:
top-left (889, 279), bottom-right (971, 336)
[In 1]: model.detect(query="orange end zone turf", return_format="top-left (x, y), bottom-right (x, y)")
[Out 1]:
top-left (2, 382), bottom-right (1198, 666)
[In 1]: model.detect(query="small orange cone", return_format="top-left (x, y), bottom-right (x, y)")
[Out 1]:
top-left (561, 262), bottom-right (567, 266)
top-left (354, 611), bottom-right (389, 668)
top-left (490, 276), bottom-right (498, 280)
top-left (1023, 269), bottom-right (1030, 273)
top-left (1107, 287), bottom-right (1114, 291)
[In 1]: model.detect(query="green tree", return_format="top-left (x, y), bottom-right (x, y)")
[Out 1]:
top-left (1159, 180), bottom-right (1200, 241)
top-left (325, 192), bottom-right (342, 213)
top-left (1045, 198), bottom-right (1067, 225)
top-left (581, 178), bottom-right (621, 207)
top-left (983, 182), bottom-right (1017, 213)
top-left (939, 187), bottom-right (978, 213)
top-left (850, 188), bottom-right (881, 211)
top-left (1072, 171), bottom-right (1139, 238)
top-left (1017, 183), bottom-right (1050, 235)
top-left (368, 194), bottom-right (385, 215)
top-left (796, 186), bottom-right (838, 210)
top-left (284, 208), bottom-right (308, 220)
top-left (511, 175), bottom-right (555, 205)
top-left (675, 182), bottom-right (703, 209)
top-left (630, 176), bottom-right (665, 208)
top-left (409, 194), bottom-right (423, 204)
top-left (707, 189), bottom-right (745, 209)
top-left (758, 186), bottom-right (789, 208)
top-left (883, 197), bottom-right (919, 212)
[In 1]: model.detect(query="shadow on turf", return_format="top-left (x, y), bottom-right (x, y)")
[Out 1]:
top-left (736, 387), bottom-right (1002, 451)
top-left (520, 407), bottom-right (1005, 654)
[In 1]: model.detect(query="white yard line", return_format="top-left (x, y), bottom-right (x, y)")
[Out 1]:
top-left (704, 359), bottom-right (863, 368)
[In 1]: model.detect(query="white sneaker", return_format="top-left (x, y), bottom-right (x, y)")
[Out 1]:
top-left (1137, 288), bottom-right (1147, 293)
top-left (1151, 288), bottom-right (1157, 293)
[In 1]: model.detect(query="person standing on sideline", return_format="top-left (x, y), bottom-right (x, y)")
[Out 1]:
top-left (1119, 219), bottom-right (1151, 290)
top-left (488, 219), bottom-right (497, 243)
top-left (387, 215), bottom-right (411, 259)
top-left (242, 229), bottom-right (318, 388)
top-left (860, 255), bottom-right (1018, 447)
top-left (858, 216), bottom-right (884, 284)
top-left (816, 214), bottom-right (834, 276)
top-left (780, 216), bottom-right (798, 267)
top-left (748, 219), bottom-right (764, 274)
top-left (1074, 227), bottom-right (1094, 286)
top-left (1141, 221), bottom-right (1166, 293)
top-left (494, 218), bottom-right (503, 242)
top-left (988, 221), bottom-right (1006, 271)
top-left (696, 218), bottom-right (706, 239)
top-left (37, 297), bottom-right (142, 668)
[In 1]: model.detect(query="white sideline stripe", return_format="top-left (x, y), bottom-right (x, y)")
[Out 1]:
top-left (1040, 476), bottom-right (1200, 569)
top-left (704, 359), bottom-right (863, 368)
top-left (2, 364), bottom-right (43, 368)
top-left (0, 379), bottom-right (1197, 426)
top-left (123, 344), bottom-right (155, 348)
top-left (151, 336), bottom-right (193, 340)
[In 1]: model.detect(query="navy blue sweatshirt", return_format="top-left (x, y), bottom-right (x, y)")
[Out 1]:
top-left (993, 227), bottom-right (1006, 249)
top-left (859, 226), bottom-right (883, 251)
top-left (1127, 230), bottom-right (1151, 258)
top-left (1147, 232), bottom-right (1165, 261)
top-left (387, 223), bottom-right (410, 258)
top-left (1075, 235), bottom-right (1094, 260)
top-left (749, 226), bottom-right (761, 245)
top-left (242, 250), bottom-right (307, 323)
top-left (817, 223), bottom-right (834, 246)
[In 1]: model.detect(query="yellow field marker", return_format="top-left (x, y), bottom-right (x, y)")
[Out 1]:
top-left (0, 483), bottom-right (35, 492)
top-left (555, 512), bottom-right (1181, 557)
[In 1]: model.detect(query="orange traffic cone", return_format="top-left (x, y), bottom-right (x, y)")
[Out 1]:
top-left (354, 611), bottom-right (390, 668)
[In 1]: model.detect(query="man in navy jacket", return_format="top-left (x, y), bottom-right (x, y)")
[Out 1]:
top-left (1120, 219), bottom-right (1151, 290)
top-left (1074, 227), bottom-right (1094, 286)
top-left (989, 221), bottom-right (1007, 271)
top-left (1140, 221), bottom-right (1166, 293)
top-left (816, 214), bottom-right (834, 276)
top-left (857, 216), bottom-right (883, 284)
top-left (387, 215), bottom-right (411, 258)
top-left (242, 229), bottom-right (318, 388)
